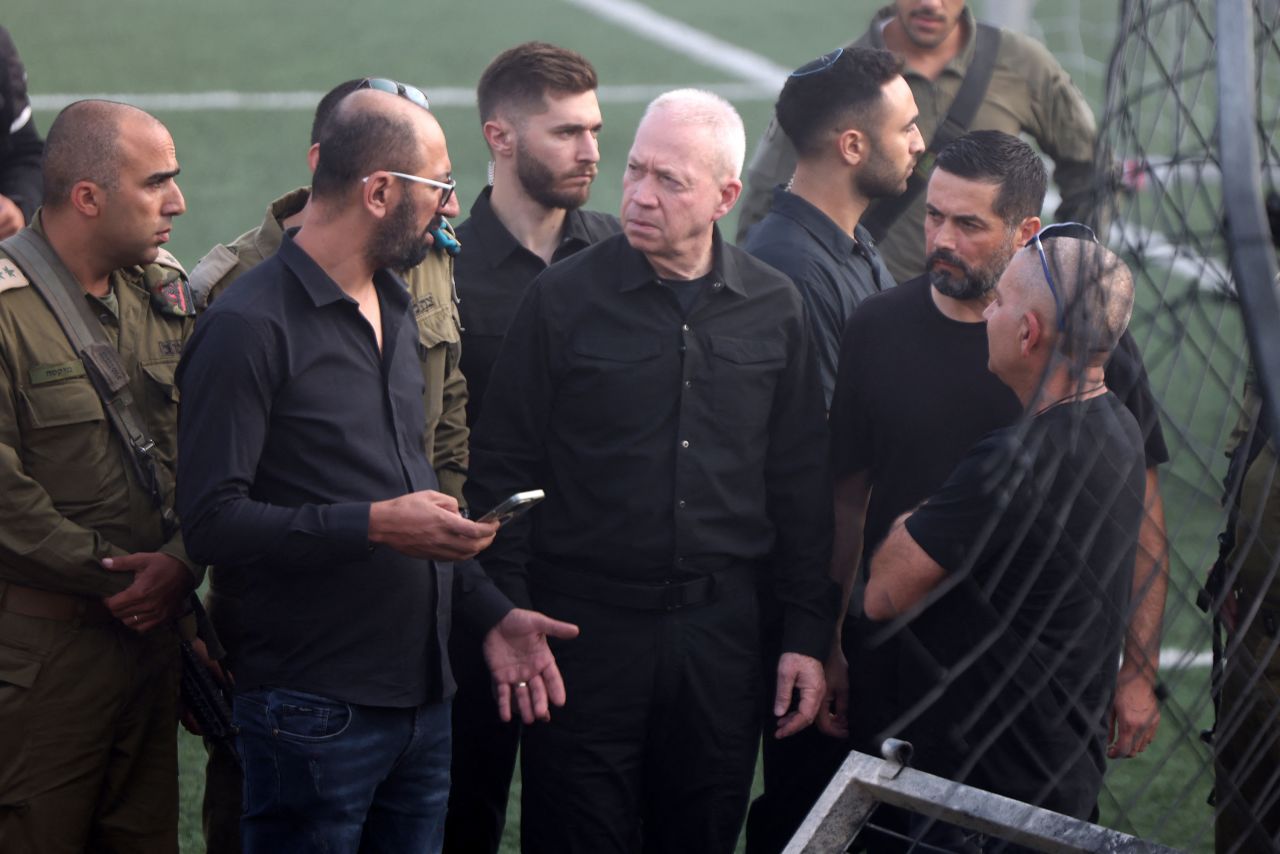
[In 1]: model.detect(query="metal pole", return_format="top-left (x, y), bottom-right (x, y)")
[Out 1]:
top-left (1218, 0), bottom-right (1280, 435)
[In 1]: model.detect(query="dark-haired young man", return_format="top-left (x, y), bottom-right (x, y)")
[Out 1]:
top-left (742, 46), bottom-right (922, 854)
top-left (454, 41), bottom-right (619, 426)
top-left (743, 46), bottom-right (922, 407)
top-left (446, 42), bottom-right (619, 854)
top-left (176, 87), bottom-right (577, 853)
top-left (737, 0), bottom-right (1099, 285)
top-left (824, 130), bottom-right (1168, 847)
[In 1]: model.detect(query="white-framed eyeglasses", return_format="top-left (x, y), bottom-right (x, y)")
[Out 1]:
top-left (362, 171), bottom-right (456, 208)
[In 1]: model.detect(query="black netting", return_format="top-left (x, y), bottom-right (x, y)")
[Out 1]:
top-left (816, 3), bottom-right (1280, 852)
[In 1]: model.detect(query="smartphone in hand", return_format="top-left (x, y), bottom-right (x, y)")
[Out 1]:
top-left (476, 489), bottom-right (545, 525)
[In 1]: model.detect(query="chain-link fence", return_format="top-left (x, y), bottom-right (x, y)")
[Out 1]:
top-left (792, 2), bottom-right (1280, 852)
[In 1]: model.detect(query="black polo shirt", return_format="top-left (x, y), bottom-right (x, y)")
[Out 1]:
top-left (454, 186), bottom-right (619, 426)
top-left (176, 230), bottom-right (511, 707)
top-left (466, 230), bottom-right (837, 659)
top-left (743, 186), bottom-right (895, 406)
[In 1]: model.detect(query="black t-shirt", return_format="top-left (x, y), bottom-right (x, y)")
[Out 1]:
top-left (830, 275), bottom-right (1168, 567)
top-left (902, 393), bottom-right (1146, 819)
top-left (827, 275), bottom-right (1169, 763)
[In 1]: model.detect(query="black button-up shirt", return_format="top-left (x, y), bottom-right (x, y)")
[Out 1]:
top-left (467, 231), bottom-right (836, 659)
top-left (744, 187), bottom-right (895, 406)
top-left (177, 231), bottom-right (510, 707)
top-left (454, 186), bottom-right (619, 426)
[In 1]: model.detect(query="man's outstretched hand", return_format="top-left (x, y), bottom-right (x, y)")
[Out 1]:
top-left (483, 608), bottom-right (580, 725)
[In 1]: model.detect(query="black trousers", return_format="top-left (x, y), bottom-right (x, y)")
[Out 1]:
top-left (520, 571), bottom-right (763, 854)
top-left (744, 703), bottom-right (848, 854)
top-left (745, 616), bottom-right (918, 854)
top-left (442, 622), bottom-right (521, 854)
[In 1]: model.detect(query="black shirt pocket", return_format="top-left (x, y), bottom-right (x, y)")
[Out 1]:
top-left (708, 335), bottom-right (785, 429)
top-left (561, 334), bottom-right (669, 440)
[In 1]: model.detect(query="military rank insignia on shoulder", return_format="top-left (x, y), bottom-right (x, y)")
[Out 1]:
top-left (142, 248), bottom-right (197, 317)
top-left (0, 255), bottom-right (31, 294)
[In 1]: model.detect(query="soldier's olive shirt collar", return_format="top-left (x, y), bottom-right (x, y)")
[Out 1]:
top-left (464, 185), bottom-right (600, 270)
top-left (615, 226), bottom-right (747, 297)
top-left (259, 187), bottom-right (312, 259)
top-left (868, 4), bottom-right (979, 80)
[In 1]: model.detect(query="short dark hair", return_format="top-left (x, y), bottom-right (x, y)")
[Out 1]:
top-left (311, 79), bottom-right (365, 145)
top-left (311, 96), bottom-right (422, 200)
top-left (477, 41), bottom-right (598, 123)
top-left (42, 100), bottom-right (153, 205)
top-left (934, 130), bottom-right (1048, 225)
top-left (775, 47), bottom-right (902, 159)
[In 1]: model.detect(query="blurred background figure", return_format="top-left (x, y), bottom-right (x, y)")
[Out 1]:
top-left (0, 25), bottom-right (44, 238)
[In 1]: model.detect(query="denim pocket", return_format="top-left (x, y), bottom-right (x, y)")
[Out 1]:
top-left (265, 688), bottom-right (353, 742)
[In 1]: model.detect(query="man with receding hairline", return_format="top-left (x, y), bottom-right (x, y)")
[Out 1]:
top-left (864, 234), bottom-right (1147, 822)
top-left (0, 99), bottom-right (196, 852)
top-left (468, 88), bottom-right (835, 854)
top-left (189, 76), bottom-right (473, 854)
top-left (176, 88), bottom-right (576, 853)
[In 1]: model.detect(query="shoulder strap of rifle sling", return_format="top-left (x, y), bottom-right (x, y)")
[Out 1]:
top-left (862, 23), bottom-right (1002, 242)
top-left (1, 228), bottom-right (167, 511)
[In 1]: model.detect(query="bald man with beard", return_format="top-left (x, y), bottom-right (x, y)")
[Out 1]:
top-left (176, 88), bottom-right (576, 853)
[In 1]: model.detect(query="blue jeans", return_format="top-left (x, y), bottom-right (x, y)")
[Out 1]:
top-left (233, 687), bottom-right (451, 854)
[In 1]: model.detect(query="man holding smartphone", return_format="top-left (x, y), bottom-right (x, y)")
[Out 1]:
top-left (177, 87), bottom-right (576, 852)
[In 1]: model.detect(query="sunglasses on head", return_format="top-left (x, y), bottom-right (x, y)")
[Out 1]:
top-left (1024, 222), bottom-right (1098, 331)
top-left (359, 77), bottom-right (430, 111)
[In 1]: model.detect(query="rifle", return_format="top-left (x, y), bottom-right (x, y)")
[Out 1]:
top-left (179, 597), bottom-right (239, 768)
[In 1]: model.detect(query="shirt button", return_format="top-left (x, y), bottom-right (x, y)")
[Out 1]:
top-left (684, 380), bottom-right (692, 389)
top-left (678, 500), bottom-right (686, 509)
top-left (712, 281), bottom-right (724, 291)
top-left (680, 440), bottom-right (690, 449)
top-left (681, 323), bottom-right (690, 332)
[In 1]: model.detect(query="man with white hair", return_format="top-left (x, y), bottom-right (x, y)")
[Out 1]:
top-left (467, 89), bottom-right (836, 853)
top-left (865, 231), bottom-right (1147, 822)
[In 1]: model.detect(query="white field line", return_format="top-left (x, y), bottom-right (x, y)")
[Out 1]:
top-left (30, 1), bottom-right (1235, 298)
top-left (561, 0), bottom-right (791, 89)
top-left (1160, 648), bottom-right (1213, 670)
top-left (29, 81), bottom-right (777, 114)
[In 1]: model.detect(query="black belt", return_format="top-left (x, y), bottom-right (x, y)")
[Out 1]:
top-left (532, 562), bottom-right (723, 612)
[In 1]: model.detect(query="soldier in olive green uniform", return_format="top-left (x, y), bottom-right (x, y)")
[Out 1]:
top-left (187, 79), bottom-right (470, 854)
top-left (1215, 387), bottom-right (1280, 852)
top-left (736, 1), bottom-right (1098, 283)
top-left (189, 185), bottom-right (468, 498)
top-left (0, 101), bottom-right (197, 853)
